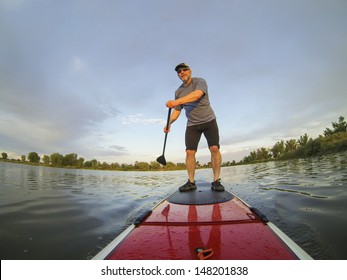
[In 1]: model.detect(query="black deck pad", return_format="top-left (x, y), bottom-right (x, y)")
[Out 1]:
top-left (167, 181), bottom-right (234, 205)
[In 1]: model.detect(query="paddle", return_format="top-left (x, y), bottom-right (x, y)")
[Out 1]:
top-left (156, 108), bottom-right (172, 165)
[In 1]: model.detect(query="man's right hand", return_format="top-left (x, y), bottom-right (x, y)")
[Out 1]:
top-left (164, 125), bottom-right (170, 133)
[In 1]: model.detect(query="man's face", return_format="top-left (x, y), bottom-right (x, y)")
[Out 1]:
top-left (177, 67), bottom-right (191, 83)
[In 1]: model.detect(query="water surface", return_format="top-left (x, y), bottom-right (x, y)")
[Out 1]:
top-left (1, 151), bottom-right (346, 259)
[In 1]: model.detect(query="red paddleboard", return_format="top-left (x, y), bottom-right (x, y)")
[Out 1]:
top-left (93, 181), bottom-right (312, 260)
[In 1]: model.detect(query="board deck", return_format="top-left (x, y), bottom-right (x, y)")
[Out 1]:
top-left (93, 181), bottom-right (312, 260)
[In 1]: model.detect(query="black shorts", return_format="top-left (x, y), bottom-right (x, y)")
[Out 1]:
top-left (185, 119), bottom-right (220, 151)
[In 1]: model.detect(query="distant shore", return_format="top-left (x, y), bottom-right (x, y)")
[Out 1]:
top-left (2, 116), bottom-right (346, 171)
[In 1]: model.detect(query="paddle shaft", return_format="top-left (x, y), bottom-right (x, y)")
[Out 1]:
top-left (162, 108), bottom-right (172, 155)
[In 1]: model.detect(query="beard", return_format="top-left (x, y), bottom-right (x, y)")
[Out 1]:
top-left (180, 74), bottom-right (191, 84)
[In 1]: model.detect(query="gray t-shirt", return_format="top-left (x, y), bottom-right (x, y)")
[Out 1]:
top-left (175, 77), bottom-right (216, 126)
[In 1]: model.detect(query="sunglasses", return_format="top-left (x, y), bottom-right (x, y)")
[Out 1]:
top-left (176, 68), bottom-right (190, 74)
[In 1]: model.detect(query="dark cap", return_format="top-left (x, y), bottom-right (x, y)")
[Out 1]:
top-left (175, 63), bottom-right (190, 72)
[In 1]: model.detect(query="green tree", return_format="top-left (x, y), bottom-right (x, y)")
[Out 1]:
top-left (305, 138), bottom-right (321, 156)
top-left (136, 161), bottom-right (150, 171)
top-left (90, 159), bottom-right (98, 168)
top-left (271, 140), bottom-right (285, 158)
top-left (285, 139), bottom-right (297, 152)
top-left (1, 152), bottom-right (8, 159)
top-left (150, 161), bottom-right (160, 170)
top-left (121, 163), bottom-right (133, 170)
top-left (63, 153), bottom-right (78, 166)
top-left (165, 162), bottom-right (177, 170)
top-left (42, 155), bottom-right (50, 165)
top-left (84, 160), bottom-right (93, 168)
top-left (256, 147), bottom-right (271, 160)
top-left (100, 162), bottom-right (110, 169)
top-left (242, 150), bottom-right (257, 164)
top-left (77, 157), bottom-right (85, 168)
top-left (110, 162), bottom-right (121, 170)
top-left (50, 153), bottom-right (63, 167)
top-left (21, 155), bottom-right (26, 162)
top-left (324, 116), bottom-right (347, 136)
top-left (298, 133), bottom-right (310, 147)
top-left (28, 152), bottom-right (40, 163)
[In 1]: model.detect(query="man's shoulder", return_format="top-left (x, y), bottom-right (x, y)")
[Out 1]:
top-left (192, 77), bottom-right (208, 93)
top-left (175, 77), bottom-right (207, 94)
top-left (192, 77), bottom-right (206, 82)
top-left (192, 77), bottom-right (207, 88)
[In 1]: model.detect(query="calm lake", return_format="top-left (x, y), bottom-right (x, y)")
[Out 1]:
top-left (1, 151), bottom-right (346, 260)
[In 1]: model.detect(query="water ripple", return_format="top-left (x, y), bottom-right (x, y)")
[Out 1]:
top-left (1, 151), bottom-right (346, 260)
top-left (259, 186), bottom-right (328, 199)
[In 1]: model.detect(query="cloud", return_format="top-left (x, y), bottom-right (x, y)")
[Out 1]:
top-left (121, 114), bottom-right (165, 125)
top-left (80, 144), bottom-right (129, 161)
top-left (109, 145), bottom-right (127, 151)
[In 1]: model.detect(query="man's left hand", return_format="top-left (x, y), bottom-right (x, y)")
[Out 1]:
top-left (166, 100), bottom-right (178, 108)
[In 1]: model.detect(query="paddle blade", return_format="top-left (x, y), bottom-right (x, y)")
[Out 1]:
top-left (156, 155), bottom-right (166, 166)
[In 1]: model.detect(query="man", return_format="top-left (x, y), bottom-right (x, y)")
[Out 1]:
top-left (164, 63), bottom-right (224, 192)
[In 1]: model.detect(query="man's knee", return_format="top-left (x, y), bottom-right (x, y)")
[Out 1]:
top-left (186, 150), bottom-right (196, 157)
top-left (209, 145), bottom-right (220, 154)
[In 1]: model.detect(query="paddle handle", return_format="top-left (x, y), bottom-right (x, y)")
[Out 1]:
top-left (162, 108), bottom-right (172, 154)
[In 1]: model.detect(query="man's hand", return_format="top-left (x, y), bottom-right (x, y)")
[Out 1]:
top-left (163, 124), bottom-right (170, 133)
top-left (166, 100), bottom-right (178, 108)
top-left (162, 108), bottom-right (180, 133)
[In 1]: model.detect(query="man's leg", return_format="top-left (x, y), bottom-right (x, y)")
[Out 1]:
top-left (210, 146), bottom-right (221, 181)
top-left (179, 149), bottom-right (197, 192)
top-left (185, 124), bottom-right (201, 183)
top-left (186, 149), bottom-right (196, 183)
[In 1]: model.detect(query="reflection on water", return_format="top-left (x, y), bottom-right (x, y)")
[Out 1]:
top-left (0, 151), bottom-right (346, 259)
top-left (221, 152), bottom-right (347, 260)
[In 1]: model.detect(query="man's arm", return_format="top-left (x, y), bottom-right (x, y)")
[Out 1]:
top-left (166, 90), bottom-right (204, 108)
top-left (164, 109), bottom-right (181, 132)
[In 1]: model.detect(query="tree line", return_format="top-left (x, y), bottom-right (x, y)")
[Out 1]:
top-left (232, 116), bottom-right (347, 165)
top-left (1, 116), bottom-right (347, 170)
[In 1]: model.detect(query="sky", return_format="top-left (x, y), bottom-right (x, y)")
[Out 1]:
top-left (1, 0), bottom-right (347, 165)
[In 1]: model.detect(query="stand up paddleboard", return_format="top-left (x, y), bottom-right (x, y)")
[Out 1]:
top-left (93, 181), bottom-right (312, 260)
